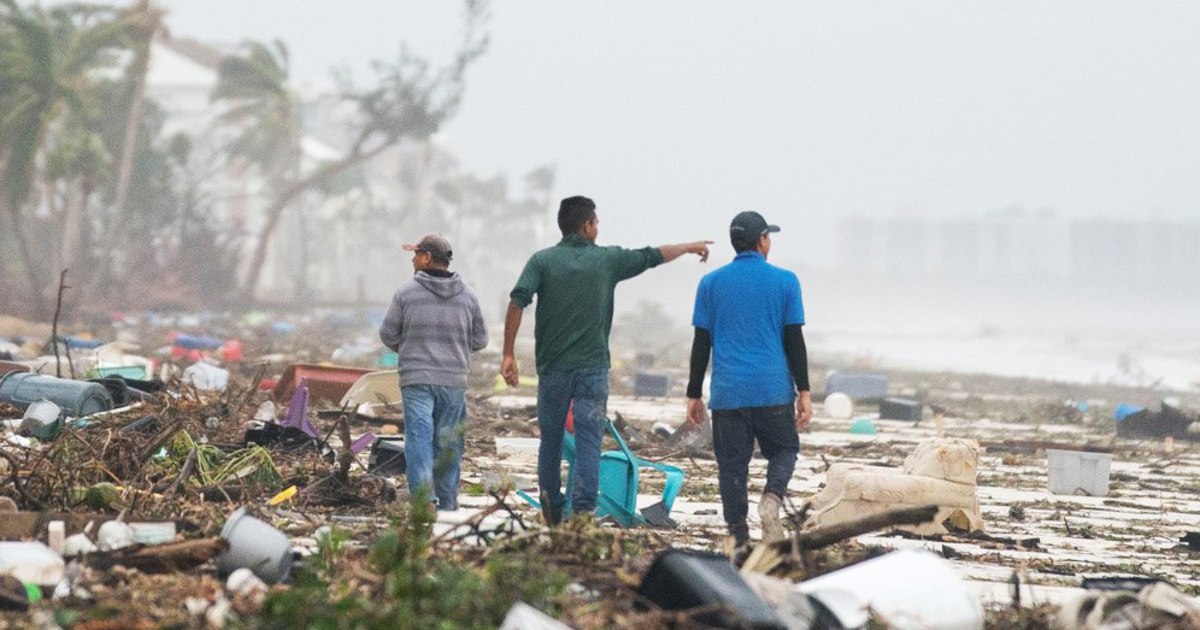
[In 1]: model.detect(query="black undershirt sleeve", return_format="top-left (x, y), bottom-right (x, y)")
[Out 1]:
top-left (686, 327), bottom-right (712, 399)
top-left (784, 324), bottom-right (810, 392)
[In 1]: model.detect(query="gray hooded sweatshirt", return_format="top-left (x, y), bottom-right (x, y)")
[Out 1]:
top-left (378, 270), bottom-right (489, 388)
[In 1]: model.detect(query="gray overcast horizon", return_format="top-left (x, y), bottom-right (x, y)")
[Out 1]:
top-left (159, 1), bottom-right (1200, 267)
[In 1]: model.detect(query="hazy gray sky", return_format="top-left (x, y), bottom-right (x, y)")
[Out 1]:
top-left (160, 1), bottom-right (1200, 266)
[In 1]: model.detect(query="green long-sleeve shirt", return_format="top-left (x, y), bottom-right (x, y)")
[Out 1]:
top-left (510, 233), bottom-right (664, 375)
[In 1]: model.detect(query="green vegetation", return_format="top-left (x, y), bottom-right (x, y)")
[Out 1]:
top-left (252, 499), bottom-right (569, 630)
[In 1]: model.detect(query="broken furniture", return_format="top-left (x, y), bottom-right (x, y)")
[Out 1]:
top-left (338, 370), bottom-right (401, 418)
top-left (803, 437), bottom-right (984, 536)
top-left (272, 363), bottom-right (373, 406)
top-left (520, 418), bottom-right (685, 527)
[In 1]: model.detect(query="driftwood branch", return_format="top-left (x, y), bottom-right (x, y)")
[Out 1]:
top-left (792, 504), bottom-right (939, 551)
top-left (336, 414), bottom-right (353, 485)
top-left (165, 447), bottom-right (199, 499)
top-left (51, 269), bottom-right (69, 378)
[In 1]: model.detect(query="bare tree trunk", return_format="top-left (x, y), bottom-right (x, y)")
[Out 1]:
top-left (110, 0), bottom-right (156, 249)
top-left (238, 142), bottom-right (391, 303)
top-left (58, 179), bottom-right (88, 279)
top-left (1, 197), bottom-right (48, 318)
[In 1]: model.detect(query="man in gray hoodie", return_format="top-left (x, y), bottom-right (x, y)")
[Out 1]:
top-left (379, 234), bottom-right (489, 511)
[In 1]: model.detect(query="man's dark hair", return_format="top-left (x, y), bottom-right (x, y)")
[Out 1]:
top-left (558, 196), bottom-right (596, 235)
top-left (732, 235), bottom-right (758, 254)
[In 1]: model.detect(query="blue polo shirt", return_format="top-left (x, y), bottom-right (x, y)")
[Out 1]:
top-left (692, 251), bottom-right (805, 410)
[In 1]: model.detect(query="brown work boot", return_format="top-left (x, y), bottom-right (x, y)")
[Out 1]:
top-left (758, 492), bottom-right (785, 543)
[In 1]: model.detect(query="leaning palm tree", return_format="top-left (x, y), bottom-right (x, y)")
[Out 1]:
top-left (109, 0), bottom-right (165, 251)
top-left (213, 0), bottom-right (491, 303)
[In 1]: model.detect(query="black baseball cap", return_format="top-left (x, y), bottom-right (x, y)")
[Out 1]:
top-left (729, 211), bottom-right (780, 246)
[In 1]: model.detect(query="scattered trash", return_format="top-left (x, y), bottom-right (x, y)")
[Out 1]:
top-left (183, 361), bottom-right (230, 392)
top-left (798, 548), bottom-right (984, 630)
top-left (848, 418), bottom-right (877, 435)
top-left (499, 602), bottom-right (572, 630)
top-left (0, 542), bottom-right (65, 587)
top-left (494, 437), bottom-right (541, 463)
top-left (272, 363), bottom-right (373, 406)
top-left (226, 567), bottom-right (268, 612)
top-left (824, 372), bottom-right (889, 402)
top-left (824, 392), bottom-right (854, 419)
top-left (253, 401), bottom-right (277, 422)
top-left (633, 372), bottom-right (671, 397)
top-left (0, 372), bottom-right (113, 418)
top-left (338, 370), bottom-right (401, 418)
top-left (62, 534), bottom-right (97, 558)
top-left (0, 575), bottom-right (40, 611)
top-left (806, 438), bottom-right (984, 536)
top-left (19, 400), bottom-right (62, 440)
top-left (46, 521), bottom-right (65, 554)
top-left (1058, 580), bottom-right (1200, 630)
top-left (879, 396), bottom-right (922, 421)
top-left (1047, 449), bottom-right (1112, 496)
top-left (281, 379), bottom-right (317, 439)
top-left (1115, 399), bottom-right (1199, 440)
top-left (96, 520), bottom-right (135, 551)
top-left (129, 522), bottom-right (177, 545)
top-left (638, 549), bottom-right (786, 629)
top-left (215, 507), bottom-right (294, 584)
top-left (268, 486), bottom-right (298, 506)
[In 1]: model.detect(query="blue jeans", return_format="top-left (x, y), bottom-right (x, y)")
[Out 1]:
top-left (537, 368), bottom-right (609, 515)
top-left (711, 404), bottom-right (799, 532)
top-left (401, 384), bottom-right (468, 510)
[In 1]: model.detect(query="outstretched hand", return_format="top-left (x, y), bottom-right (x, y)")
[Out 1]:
top-left (689, 241), bottom-right (714, 263)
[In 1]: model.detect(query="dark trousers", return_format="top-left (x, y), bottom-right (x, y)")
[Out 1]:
top-left (712, 404), bottom-right (799, 530)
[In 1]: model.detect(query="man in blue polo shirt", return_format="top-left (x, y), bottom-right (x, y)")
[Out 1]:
top-left (686, 211), bottom-right (813, 545)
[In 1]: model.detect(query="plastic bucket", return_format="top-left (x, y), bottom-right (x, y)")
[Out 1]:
top-left (20, 400), bottom-right (62, 440)
top-left (215, 508), bottom-right (293, 584)
top-left (0, 372), bottom-right (113, 417)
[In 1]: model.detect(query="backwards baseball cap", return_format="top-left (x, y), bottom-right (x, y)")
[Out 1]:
top-left (402, 234), bottom-right (453, 263)
top-left (729, 211), bottom-right (780, 247)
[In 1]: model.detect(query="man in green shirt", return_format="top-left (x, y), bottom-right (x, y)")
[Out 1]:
top-left (502, 195), bottom-right (710, 524)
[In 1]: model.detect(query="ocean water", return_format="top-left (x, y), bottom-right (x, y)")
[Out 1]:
top-left (810, 328), bottom-right (1200, 391)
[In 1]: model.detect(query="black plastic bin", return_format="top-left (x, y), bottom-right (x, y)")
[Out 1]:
top-left (879, 397), bottom-right (922, 421)
top-left (637, 549), bottom-right (785, 629)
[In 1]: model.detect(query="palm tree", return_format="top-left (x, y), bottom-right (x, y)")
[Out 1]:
top-left (0, 0), bottom-right (133, 315)
top-left (213, 0), bottom-right (491, 303)
top-left (211, 39), bottom-right (301, 180)
top-left (110, 0), bottom-right (164, 254)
